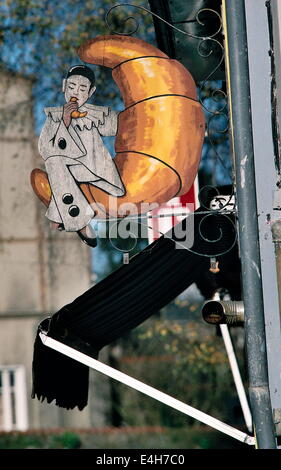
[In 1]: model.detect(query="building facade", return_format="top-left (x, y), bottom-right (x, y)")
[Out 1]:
top-left (0, 70), bottom-right (110, 430)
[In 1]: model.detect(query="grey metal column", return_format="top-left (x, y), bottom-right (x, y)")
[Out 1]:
top-left (224, 0), bottom-right (276, 448)
top-left (244, 0), bottom-right (281, 438)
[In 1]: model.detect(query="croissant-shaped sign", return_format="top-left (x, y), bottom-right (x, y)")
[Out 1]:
top-left (31, 35), bottom-right (205, 230)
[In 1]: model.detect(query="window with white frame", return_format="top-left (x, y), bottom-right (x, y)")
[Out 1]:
top-left (0, 365), bottom-right (28, 431)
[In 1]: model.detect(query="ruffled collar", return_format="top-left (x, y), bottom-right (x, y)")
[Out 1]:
top-left (44, 103), bottom-right (110, 130)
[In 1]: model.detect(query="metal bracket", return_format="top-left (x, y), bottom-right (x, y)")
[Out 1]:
top-left (209, 195), bottom-right (236, 212)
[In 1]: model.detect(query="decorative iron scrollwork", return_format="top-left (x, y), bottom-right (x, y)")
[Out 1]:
top-left (103, 2), bottom-right (236, 259)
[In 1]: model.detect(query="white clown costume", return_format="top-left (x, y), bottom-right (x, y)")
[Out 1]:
top-left (38, 103), bottom-right (125, 231)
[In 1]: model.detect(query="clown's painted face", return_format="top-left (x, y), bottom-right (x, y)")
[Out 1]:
top-left (64, 74), bottom-right (96, 108)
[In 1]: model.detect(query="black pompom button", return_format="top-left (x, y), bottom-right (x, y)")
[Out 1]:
top-left (58, 138), bottom-right (66, 149)
top-left (62, 193), bottom-right (74, 205)
top-left (69, 205), bottom-right (80, 217)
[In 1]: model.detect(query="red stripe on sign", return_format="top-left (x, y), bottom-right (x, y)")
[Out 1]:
top-left (180, 184), bottom-right (196, 205)
top-left (147, 180), bottom-right (198, 243)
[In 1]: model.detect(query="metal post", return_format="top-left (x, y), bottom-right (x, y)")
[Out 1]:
top-left (243, 0), bottom-right (281, 433)
top-left (223, 0), bottom-right (277, 448)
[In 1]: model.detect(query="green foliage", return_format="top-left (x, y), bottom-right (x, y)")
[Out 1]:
top-left (0, 427), bottom-right (247, 449)
top-left (0, 431), bottom-right (81, 449)
top-left (0, 433), bottom-right (42, 449)
top-left (50, 431), bottom-right (81, 449)
top-left (111, 309), bottom-right (246, 430)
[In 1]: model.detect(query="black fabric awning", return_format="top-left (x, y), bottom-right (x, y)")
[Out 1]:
top-left (32, 198), bottom-right (238, 410)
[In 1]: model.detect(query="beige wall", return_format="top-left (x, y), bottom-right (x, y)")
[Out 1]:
top-left (0, 70), bottom-right (109, 429)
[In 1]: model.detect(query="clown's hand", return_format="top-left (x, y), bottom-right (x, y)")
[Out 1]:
top-left (62, 101), bottom-right (78, 128)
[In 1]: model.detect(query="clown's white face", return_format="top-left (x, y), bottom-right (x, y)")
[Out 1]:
top-left (63, 75), bottom-right (96, 108)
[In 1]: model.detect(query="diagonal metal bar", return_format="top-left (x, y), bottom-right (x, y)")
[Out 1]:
top-left (39, 333), bottom-right (254, 446)
top-left (220, 324), bottom-right (252, 433)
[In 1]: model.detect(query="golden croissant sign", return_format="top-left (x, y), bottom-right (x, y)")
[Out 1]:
top-left (31, 35), bottom-right (205, 242)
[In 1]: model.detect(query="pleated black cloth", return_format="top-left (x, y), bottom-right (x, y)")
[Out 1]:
top-left (32, 205), bottom-right (238, 410)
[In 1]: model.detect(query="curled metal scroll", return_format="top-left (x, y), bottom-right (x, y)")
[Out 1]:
top-left (105, 4), bottom-right (222, 39)
top-left (103, 3), bottom-right (236, 259)
top-left (103, 209), bottom-right (237, 260)
top-left (108, 220), bottom-right (138, 253)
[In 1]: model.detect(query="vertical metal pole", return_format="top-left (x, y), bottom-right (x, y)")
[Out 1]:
top-left (223, 0), bottom-right (276, 448)
top-left (244, 0), bottom-right (281, 432)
